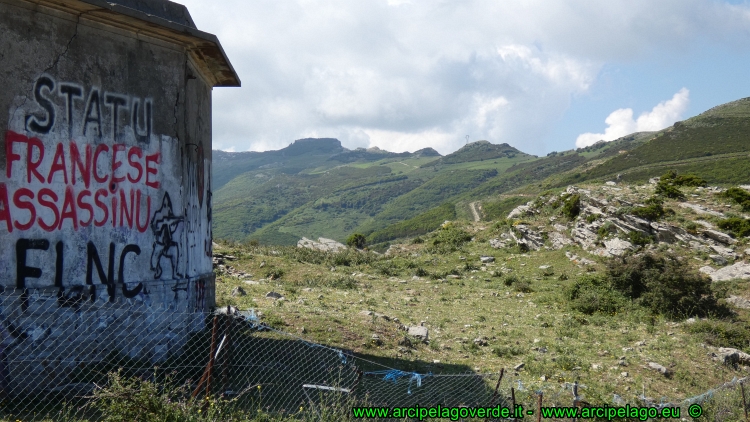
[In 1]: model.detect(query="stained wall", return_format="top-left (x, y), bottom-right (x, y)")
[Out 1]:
top-left (0, 0), bottom-right (237, 392)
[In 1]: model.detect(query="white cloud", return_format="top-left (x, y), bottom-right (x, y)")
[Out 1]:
top-left (575, 88), bottom-right (690, 148)
top-left (174, 0), bottom-right (750, 155)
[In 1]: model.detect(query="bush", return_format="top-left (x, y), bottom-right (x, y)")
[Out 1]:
top-left (628, 231), bottom-right (653, 246)
top-left (606, 253), bottom-right (729, 319)
top-left (561, 194), bottom-right (581, 219)
top-left (723, 187), bottom-right (750, 211)
top-left (346, 233), bottom-right (367, 249)
top-left (492, 345), bottom-right (525, 358)
top-left (717, 217), bottom-right (750, 237)
top-left (631, 196), bottom-right (672, 221)
top-left (513, 280), bottom-right (533, 293)
top-left (567, 275), bottom-right (628, 315)
top-left (426, 225), bottom-right (472, 254)
top-left (661, 169), bottom-right (708, 187)
top-left (503, 274), bottom-right (519, 287)
top-left (684, 319), bottom-right (750, 351)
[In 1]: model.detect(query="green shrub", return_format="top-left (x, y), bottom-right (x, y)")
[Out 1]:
top-left (684, 319), bottom-right (750, 351)
top-left (503, 274), bottom-right (519, 287)
top-left (514, 280), bottom-right (533, 293)
top-left (561, 194), bottom-right (581, 219)
top-left (346, 233), bottom-right (367, 249)
top-left (264, 268), bottom-right (285, 280)
top-left (661, 169), bottom-right (708, 187)
top-left (585, 214), bottom-right (599, 223)
top-left (723, 187), bottom-right (750, 211)
top-left (631, 196), bottom-right (671, 221)
top-left (426, 225), bottom-right (472, 254)
top-left (628, 231), bottom-right (653, 246)
top-left (654, 172), bottom-right (687, 199)
top-left (606, 253), bottom-right (729, 319)
top-left (492, 345), bottom-right (525, 358)
top-left (717, 217), bottom-right (750, 237)
top-left (414, 267), bottom-right (429, 277)
top-left (567, 275), bottom-right (628, 315)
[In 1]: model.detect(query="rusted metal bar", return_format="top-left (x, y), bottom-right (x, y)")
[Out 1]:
top-left (742, 381), bottom-right (749, 422)
top-left (221, 307), bottom-right (232, 396)
top-left (192, 315), bottom-right (219, 399)
top-left (536, 391), bottom-right (542, 422)
top-left (205, 315), bottom-right (219, 397)
top-left (489, 368), bottom-right (505, 408)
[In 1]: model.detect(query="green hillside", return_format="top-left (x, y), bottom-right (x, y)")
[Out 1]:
top-left (211, 96), bottom-right (750, 246)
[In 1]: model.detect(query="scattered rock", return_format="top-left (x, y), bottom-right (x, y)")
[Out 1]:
top-left (679, 203), bottom-right (725, 217)
top-left (598, 238), bottom-right (633, 257)
top-left (489, 238), bottom-right (511, 249)
top-left (703, 229), bottom-right (736, 245)
top-left (480, 256), bottom-right (495, 263)
top-left (231, 286), bottom-right (247, 297)
top-left (407, 326), bottom-right (429, 342)
top-left (371, 334), bottom-right (382, 345)
top-left (647, 362), bottom-right (672, 377)
top-left (265, 291), bottom-right (284, 300)
top-left (359, 310), bottom-right (374, 316)
top-left (510, 225), bottom-right (545, 251)
top-left (716, 348), bottom-right (750, 366)
top-left (726, 296), bottom-right (750, 309)
top-left (621, 372), bottom-right (629, 377)
top-left (473, 337), bottom-right (488, 346)
top-left (709, 255), bottom-right (728, 266)
top-left (297, 237), bottom-right (347, 252)
top-left (507, 205), bottom-right (533, 219)
top-left (706, 262), bottom-right (750, 281)
top-left (398, 336), bottom-right (413, 347)
top-left (514, 363), bottom-right (525, 371)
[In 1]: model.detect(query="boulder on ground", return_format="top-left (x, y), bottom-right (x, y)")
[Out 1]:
top-left (707, 262), bottom-right (750, 281)
top-left (297, 237), bottom-right (347, 252)
top-left (407, 325), bottom-right (429, 342)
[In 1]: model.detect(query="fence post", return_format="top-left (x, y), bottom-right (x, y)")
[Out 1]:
top-left (741, 381), bottom-right (749, 422)
top-left (221, 309), bottom-right (233, 397)
top-left (192, 315), bottom-right (219, 399)
top-left (511, 387), bottom-right (516, 422)
top-left (572, 381), bottom-right (579, 422)
top-left (485, 369), bottom-right (504, 422)
top-left (489, 368), bottom-right (504, 407)
top-left (536, 391), bottom-right (542, 422)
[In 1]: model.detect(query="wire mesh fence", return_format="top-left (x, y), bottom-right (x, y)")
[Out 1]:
top-left (0, 292), bottom-right (747, 421)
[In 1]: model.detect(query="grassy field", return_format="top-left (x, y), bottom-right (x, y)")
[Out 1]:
top-left (211, 181), bottom-right (750, 417)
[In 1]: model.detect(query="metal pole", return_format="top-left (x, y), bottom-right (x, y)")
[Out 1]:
top-left (206, 315), bottom-right (219, 398)
top-left (486, 368), bottom-right (505, 421)
top-left (489, 368), bottom-right (505, 407)
top-left (511, 387), bottom-right (516, 422)
top-left (742, 381), bottom-right (749, 422)
top-left (536, 391), bottom-right (542, 422)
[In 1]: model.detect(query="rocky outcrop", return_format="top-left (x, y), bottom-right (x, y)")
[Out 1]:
top-left (507, 204), bottom-right (534, 219)
top-left (596, 238), bottom-right (633, 257)
top-left (510, 224), bottom-right (545, 251)
top-left (702, 262), bottom-right (750, 281)
top-left (298, 237), bottom-right (347, 252)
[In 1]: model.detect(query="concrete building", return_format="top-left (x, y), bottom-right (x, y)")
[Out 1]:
top-left (0, 0), bottom-right (239, 393)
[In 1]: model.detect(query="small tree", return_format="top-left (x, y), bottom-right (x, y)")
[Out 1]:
top-left (346, 233), bottom-right (367, 249)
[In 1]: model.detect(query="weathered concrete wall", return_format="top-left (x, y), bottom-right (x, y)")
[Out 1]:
top-left (0, 0), bottom-right (238, 393)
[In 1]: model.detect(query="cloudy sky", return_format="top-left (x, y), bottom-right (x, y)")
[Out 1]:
top-left (177, 0), bottom-right (750, 156)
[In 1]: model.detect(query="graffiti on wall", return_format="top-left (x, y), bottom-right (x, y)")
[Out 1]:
top-left (1, 74), bottom-right (212, 310)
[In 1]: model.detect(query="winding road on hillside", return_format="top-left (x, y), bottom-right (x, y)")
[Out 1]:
top-left (469, 202), bottom-right (481, 222)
